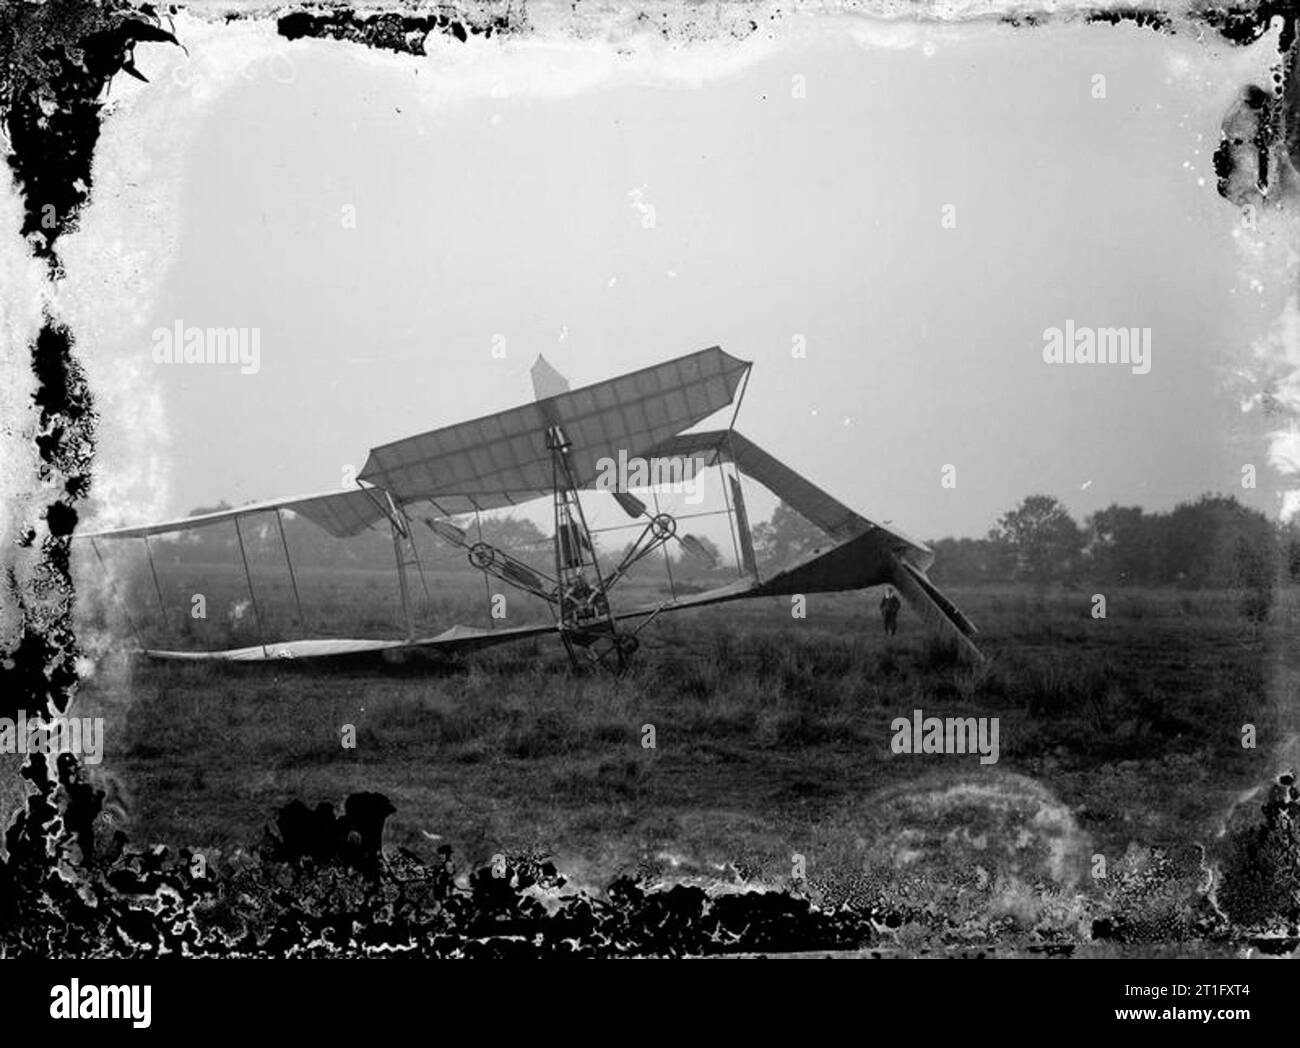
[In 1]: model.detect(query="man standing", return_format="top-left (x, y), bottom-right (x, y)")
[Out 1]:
top-left (880, 587), bottom-right (901, 636)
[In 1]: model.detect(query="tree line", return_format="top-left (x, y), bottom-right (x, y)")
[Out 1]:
top-left (164, 491), bottom-right (1298, 602)
top-left (928, 493), bottom-right (1297, 596)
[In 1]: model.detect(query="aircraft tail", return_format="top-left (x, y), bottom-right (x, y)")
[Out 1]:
top-left (531, 354), bottom-right (572, 400)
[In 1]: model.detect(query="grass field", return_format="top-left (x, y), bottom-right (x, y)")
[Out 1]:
top-left (65, 562), bottom-right (1298, 945)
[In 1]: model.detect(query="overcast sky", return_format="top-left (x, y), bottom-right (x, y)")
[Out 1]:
top-left (69, 16), bottom-right (1293, 542)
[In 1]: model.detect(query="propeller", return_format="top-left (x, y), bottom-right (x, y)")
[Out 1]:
top-left (676, 533), bottom-right (718, 569)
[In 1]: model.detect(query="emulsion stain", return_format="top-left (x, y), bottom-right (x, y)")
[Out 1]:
top-left (1210, 10), bottom-right (1300, 209)
top-left (0, 0), bottom-right (180, 932)
top-left (2, 7), bottom-right (182, 715)
top-left (275, 6), bottom-right (520, 53)
top-left (1085, 8), bottom-right (1175, 34)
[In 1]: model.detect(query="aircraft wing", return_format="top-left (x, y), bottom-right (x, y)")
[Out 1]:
top-left (609, 536), bottom-right (981, 661)
top-left (358, 346), bottom-right (751, 513)
top-left (141, 621), bottom-right (562, 661)
top-left (79, 350), bottom-right (752, 538)
top-left (78, 486), bottom-right (391, 541)
top-left (641, 429), bottom-right (930, 558)
top-left (634, 429), bottom-right (980, 658)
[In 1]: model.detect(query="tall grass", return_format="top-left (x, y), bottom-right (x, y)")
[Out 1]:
top-left (72, 582), bottom-right (1293, 898)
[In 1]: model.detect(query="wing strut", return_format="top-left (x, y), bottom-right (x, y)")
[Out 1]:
top-left (651, 489), bottom-right (677, 602)
top-left (233, 516), bottom-right (268, 658)
top-left (389, 517), bottom-right (414, 641)
top-left (90, 538), bottom-right (146, 648)
top-left (141, 535), bottom-right (168, 634)
top-left (391, 493), bottom-right (431, 605)
top-left (717, 457), bottom-right (744, 577)
top-left (471, 500), bottom-right (495, 630)
top-left (355, 483), bottom-right (430, 641)
top-left (722, 364), bottom-right (758, 581)
top-left (275, 508), bottom-right (305, 631)
top-left (729, 473), bottom-right (759, 579)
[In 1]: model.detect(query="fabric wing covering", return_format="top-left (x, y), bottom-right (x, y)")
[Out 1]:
top-left (640, 429), bottom-right (927, 555)
top-left (286, 488), bottom-right (392, 538)
top-left (78, 486), bottom-right (390, 541)
top-left (358, 346), bottom-right (750, 514)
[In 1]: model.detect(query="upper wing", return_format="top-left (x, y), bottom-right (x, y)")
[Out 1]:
top-left (80, 350), bottom-right (752, 536)
top-left (358, 346), bottom-right (751, 513)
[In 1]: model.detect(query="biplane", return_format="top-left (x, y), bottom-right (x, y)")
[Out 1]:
top-left (78, 347), bottom-right (982, 668)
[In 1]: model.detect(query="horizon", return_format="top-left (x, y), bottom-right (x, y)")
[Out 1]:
top-left (172, 479), bottom-right (1291, 550)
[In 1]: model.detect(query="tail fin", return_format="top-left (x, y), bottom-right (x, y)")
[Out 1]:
top-left (531, 354), bottom-right (571, 400)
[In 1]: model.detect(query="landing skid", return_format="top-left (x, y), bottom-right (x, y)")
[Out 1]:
top-left (559, 624), bottom-right (640, 673)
